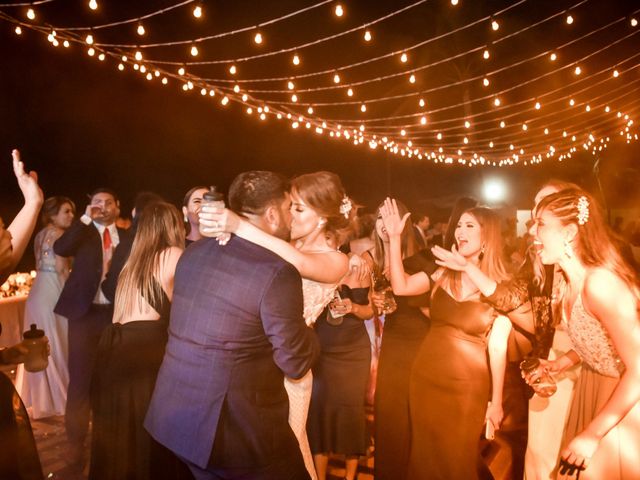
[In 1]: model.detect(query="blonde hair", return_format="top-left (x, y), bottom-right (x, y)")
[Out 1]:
top-left (113, 202), bottom-right (185, 323)
top-left (435, 207), bottom-right (510, 298)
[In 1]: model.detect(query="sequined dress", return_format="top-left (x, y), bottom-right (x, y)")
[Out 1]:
top-left (15, 226), bottom-right (70, 419)
top-left (560, 293), bottom-right (640, 479)
top-left (283, 276), bottom-right (337, 480)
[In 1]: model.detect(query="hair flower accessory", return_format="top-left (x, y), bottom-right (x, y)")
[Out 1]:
top-left (576, 196), bottom-right (589, 225)
top-left (340, 195), bottom-right (352, 219)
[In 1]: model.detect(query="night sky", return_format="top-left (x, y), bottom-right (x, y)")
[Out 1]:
top-left (1, 0), bottom-right (639, 270)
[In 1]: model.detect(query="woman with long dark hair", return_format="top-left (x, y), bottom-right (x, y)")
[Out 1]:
top-left (16, 196), bottom-right (75, 419)
top-left (89, 202), bottom-right (190, 480)
top-left (380, 199), bottom-right (512, 479)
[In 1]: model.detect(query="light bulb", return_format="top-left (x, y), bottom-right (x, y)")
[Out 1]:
top-left (15, 26), bottom-right (22, 35)
top-left (491, 20), bottom-right (499, 31)
top-left (483, 78), bottom-right (489, 87)
top-left (419, 98), bottom-right (425, 107)
top-left (178, 67), bottom-right (185, 75)
top-left (98, 53), bottom-right (105, 61)
top-left (86, 34), bottom-right (94, 45)
top-left (566, 15), bottom-right (573, 25)
top-left (613, 69), bottom-right (619, 78)
top-left (631, 18), bottom-right (638, 27)
top-left (63, 40), bottom-right (70, 47)
top-left (89, 0), bottom-right (98, 10)
top-left (292, 54), bottom-right (300, 65)
top-left (500, 121), bottom-right (506, 128)
top-left (494, 98), bottom-right (501, 106)
top-left (464, 121), bottom-right (471, 128)
top-left (360, 104), bottom-right (367, 112)
top-left (364, 30), bottom-right (372, 42)
top-left (221, 97), bottom-right (229, 106)
top-left (88, 47), bottom-right (95, 56)
top-left (229, 65), bottom-right (237, 75)
top-left (333, 73), bottom-right (341, 84)
top-left (522, 124), bottom-right (528, 131)
top-left (347, 88), bottom-right (354, 97)
top-left (137, 23), bottom-right (145, 35)
top-left (400, 52), bottom-right (408, 63)
top-left (574, 66), bottom-right (581, 75)
top-left (307, 106), bottom-right (314, 114)
top-left (409, 74), bottom-right (416, 84)
top-left (190, 44), bottom-right (199, 56)
top-left (287, 81), bottom-right (295, 90)
top-left (254, 32), bottom-right (263, 44)
top-left (135, 51), bottom-right (143, 61)
top-left (118, 63), bottom-right (125, 71)
top-left (535, 102), bottom-right (541, 109)
top-left (233, 85), bottom-right (240, 93)
top-left (420, 116), bottom-right (427, 125)
top-left (335, 4), bottom-right (344, 17)
top-left (550, 52), bottom-right (557, 61)
top-left (291, 94), bottom-right (298, 102)
top-left (451, 0), bottom-right (458, 5)
top-left (437, 133), bottom-right (442, 140)
top-left (193, 5), bottom-right (202, 18)
top-left (483, 49), bottom-right (490, 60)
top-left (400, 129), bottom-right (406, 136)
top-left (26, 8), bottom-right (35, 20)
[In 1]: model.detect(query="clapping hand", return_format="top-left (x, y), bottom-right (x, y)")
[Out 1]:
top-left (379, 197), bottom-right (410, 238)
top-left (431, 244), bottom-right (468, 271)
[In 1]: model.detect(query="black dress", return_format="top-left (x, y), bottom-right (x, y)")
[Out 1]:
top-left (408, 288), bottom-right (495, 480)
top-left (374, 251), bottom-right (436, 480)
top-left (307, 285), bottom-right (371, 456)
top-left (89, 287), bottom-right (192, 480)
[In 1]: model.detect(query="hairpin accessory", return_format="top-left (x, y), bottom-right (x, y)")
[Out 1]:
top-left (576, 196), bottom-right (589, 225)
top-left (340, 195), bottom-right (352, 219)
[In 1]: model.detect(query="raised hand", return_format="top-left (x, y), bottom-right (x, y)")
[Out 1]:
top-left (379, 197), bottom-right (410, 238)
top-left (198, 206), bottom-right (240, 238)
top-left (432, 244), bottom-right (468, 271)
top-left (12, 149), bottom-right (43, 207)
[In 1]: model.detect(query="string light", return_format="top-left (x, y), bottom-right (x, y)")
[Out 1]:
top-left (574, 66), bottom-right (581, 75)
top-left (451, 0), bottom-right (458, 5)
top-left (400, 52), bottom-right (408, 63)
top-left (613, 69), bottom-right (619, 77)
top-left (86, 34), bottom-right (94, 44)
top-left (409, 74), bottom-right (416, 84)
top-left (333, 73), bottom-right (341, 84)
top-left (493, 97), bottom-right (501, 106)
top-left (15, 26), bottom-right (22, 35)
top-left (26, 8), bottom-right (35, 20)
top-left (254, 32), bottom-right (263, 44)
top-left (631, 18), bottom-right (638, 27)
top-left (483, 77), bottom-right (490, 87)
top-left (63, 40), bottom-right (70, 47)
top-left (137, 23), bottom-right (146, 36)
top-left (287, 81), bottom-right (295, 90)
top-left (535, 101), bottom-right (541, 109)
top-left (549, 52), bottom-right (557, 61)
top-left (566, 14), bottom-right (574, 25)
top-left (483, 49), bottom-right (490, 60)
top-left (420, 116), bottom-right (427, 125)
top-left (360, 104), bottom-right (367, 112)
top-left (364, 30), bottom-right (372, 42)
top-left (134, 51), bottom-right (143, 61)
top-left (292, 54), bottom-right (300, 65)
top-left (334, 4), bottom-right (344, 17)
top-left (347, 88), bottom-right (354, 96)
top-left (190, 44), bottom-right (199, 56)
top-left (229, 65), bottom-right (237, 75)
top-left (291, 94), bottom-right (298, 102)
top-left (491, 19), bottom-right (499, 31)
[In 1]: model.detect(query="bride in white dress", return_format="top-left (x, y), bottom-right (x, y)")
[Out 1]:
top-left (201, 171), bottom-right (355, 479)
top-left (15, 197), bottom-right (75, 418)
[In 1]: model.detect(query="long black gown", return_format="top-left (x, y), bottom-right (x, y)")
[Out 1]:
top-left (374, 251), bottom-right (435, 480)
top-left (89, 287), bottom-right (192, 480)
top-left (408, 287), bottom-right (495, 480)
top-left (307, 285), bottom-right (371, 456)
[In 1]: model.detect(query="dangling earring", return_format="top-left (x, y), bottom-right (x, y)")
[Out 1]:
top-left (317, 218), bottom-right (327, 230)
top-left (564, 239), bottom-right (573, 259)
top-left (479, 244), bottom-right (485, 261)
top-left (183, 214), bottom-right (189, 223)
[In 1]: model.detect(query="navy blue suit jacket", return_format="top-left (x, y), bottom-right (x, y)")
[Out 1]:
top-left (144, 236), bottom-right (319, 470)
top-left (53, 220), bottom-right (124, 320)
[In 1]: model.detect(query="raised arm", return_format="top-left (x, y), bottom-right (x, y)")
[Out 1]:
top-left (380, 198), bottom-right (430, 296)
top-left (559, 269), bottom-right (640, 470)
top-left (2, 150), bottom-right (43, 280)
top-left (201, 207), bottom-right (348, 283)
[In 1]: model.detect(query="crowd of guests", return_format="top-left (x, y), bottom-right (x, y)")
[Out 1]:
top-left (1, 148), bottom-right (640, 480)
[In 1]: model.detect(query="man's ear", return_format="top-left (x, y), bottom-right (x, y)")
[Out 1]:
top-left (263, 205), bottom-right (278, 230)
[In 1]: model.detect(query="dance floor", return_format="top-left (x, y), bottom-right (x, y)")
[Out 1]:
top-left (31, 415), bottom-right (375, 480)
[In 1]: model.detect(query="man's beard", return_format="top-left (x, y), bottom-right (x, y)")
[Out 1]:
top-left (272, 209), bottom-right (291, 242)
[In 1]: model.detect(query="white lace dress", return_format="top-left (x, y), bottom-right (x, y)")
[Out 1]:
top-left (15, 226), bottom-right (70, 418)
top-left (284, 277), bottom-right (336, 480)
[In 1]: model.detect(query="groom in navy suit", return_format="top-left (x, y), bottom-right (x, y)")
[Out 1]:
top-left (145, 171), bottom-right (319, 480)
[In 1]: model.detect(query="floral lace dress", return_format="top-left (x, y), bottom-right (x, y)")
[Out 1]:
top-left (559, 293), bottom-right (640, 479)
top-left (283, 276), bottom-right (337, 480)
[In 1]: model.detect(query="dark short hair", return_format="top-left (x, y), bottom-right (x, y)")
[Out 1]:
top-left (90, 187), bottom-right (119, 204)
top-left (133, 191), bottom-right (163, 217)
top-left (228, 171), bottom-right (290, 216)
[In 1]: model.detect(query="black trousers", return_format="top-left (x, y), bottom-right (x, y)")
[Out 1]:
top-left (65, 304), bottom-right (112, 446)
